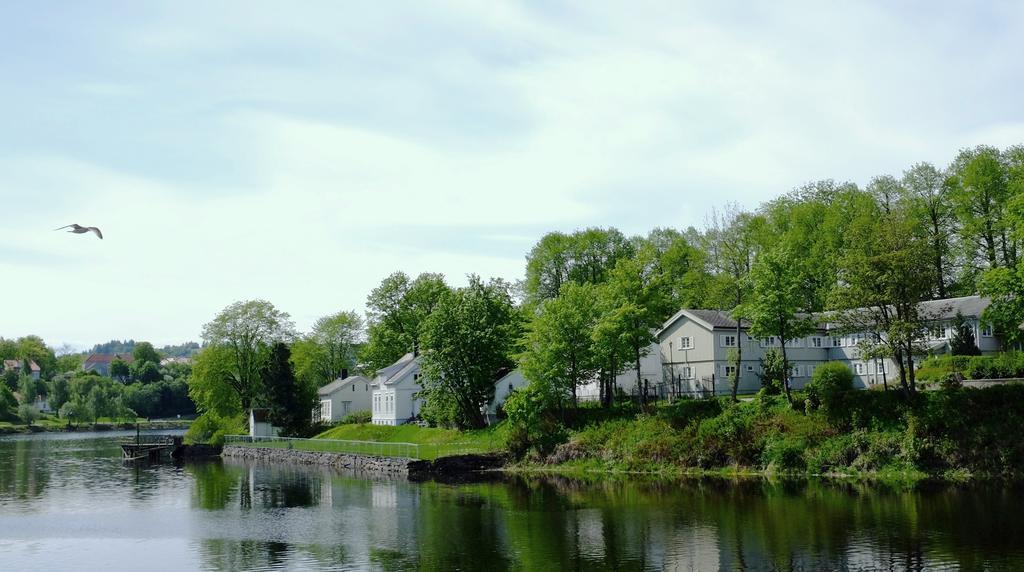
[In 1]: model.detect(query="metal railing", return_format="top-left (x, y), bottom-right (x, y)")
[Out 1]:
top-left (223, 435), bottom-right (490, 460)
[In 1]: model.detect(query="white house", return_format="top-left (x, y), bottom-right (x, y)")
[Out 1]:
top-left (315, 372), bottom-right (372, 423)
top-left (577, 341), bottom-right (663, 401)
top-left (486, 368), bottom-right (529, 424)
top-left (370, 352), bottom-right (424, 426)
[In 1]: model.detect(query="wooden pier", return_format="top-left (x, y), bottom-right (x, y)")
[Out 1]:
top-left (120, 433), bottom-right (183, 461)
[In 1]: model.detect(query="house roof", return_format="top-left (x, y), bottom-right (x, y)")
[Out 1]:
top-left (658, 295), bottom-right (990, 338)
top-left (2, 359), bottom-right (40, 372)
top-left (373, 352), bottom-right (421, 386)
top-left (318, 375), bottom-right (370, 396)
top-left (84, 353), bottom-right (135, 364)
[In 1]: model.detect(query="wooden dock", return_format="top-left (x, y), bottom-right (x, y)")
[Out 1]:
top-left (120, 434), bottom-right (183, 461)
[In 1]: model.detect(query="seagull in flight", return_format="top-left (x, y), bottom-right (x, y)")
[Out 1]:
top-left (54, 224), bottom-right (103, 240)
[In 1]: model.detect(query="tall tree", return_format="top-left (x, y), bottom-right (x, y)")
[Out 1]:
top-left (902, 162), bottom-right (957, 298)
top-left (132, 342), bottom-right (161, 365)
top-left (292, 310), bottom-right (363, 388)
top-left (261, 343), bottom-right (312, 435)
top-left (830, 206), bottom-right (936, 394)
top-left (362, 272), bottom-right (450, 372)
top-left (197, 300), bottom-right (295, 411)
top-left (519, 282), bottom-right (601, 407)
top-left (948, 145), bottom-right (1014, 279)
top-left (703, 205), bottom-right (762, 400)
top-left (523, 227), bottom-right (634, 306)
top-left (595, 243), bottom-right (669, 405)
top-left (419, 276), bottom-right (520, 429)
top-left (745, 246), bottom-right (816, 403)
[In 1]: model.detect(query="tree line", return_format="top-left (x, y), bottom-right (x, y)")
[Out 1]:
top-left (187, 143), bottom-right (1024, 436)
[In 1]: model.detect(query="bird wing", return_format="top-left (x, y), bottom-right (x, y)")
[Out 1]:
top-left (54, 224), bottom-right (75, 231)
top-left (88, 227), bottom-right (103, 239)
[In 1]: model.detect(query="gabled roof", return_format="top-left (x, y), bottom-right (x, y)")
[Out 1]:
top-left (2, 359), bottom-right (40, 372)
top-left (373, 352), bottom-right (421, 386)
top-left (84, 353), bottom-right (135, 364)
top-left (318, 375), bottom-right (370, 396)
top-left (658, 308), bottom-right (750, 335)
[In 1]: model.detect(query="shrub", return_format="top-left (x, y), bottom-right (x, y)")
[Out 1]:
top-left (805, 362), bottom-right (853, 412)
top-left (17, 403), bottom-right (40, 425)
top-left (185, 412), bottom-right (247, 445)
top-left (340, 410), bottom-right (371, 424)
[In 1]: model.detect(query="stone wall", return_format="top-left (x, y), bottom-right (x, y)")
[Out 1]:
top-left (221, 445), bottom-right (413, 476)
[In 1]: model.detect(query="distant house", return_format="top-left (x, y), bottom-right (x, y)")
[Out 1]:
top-left (82, 353), bottom-right (135, 377)
top-left (370, 352), bottom-right (423, 426)
top-left (315, 371), bottom-right (372, 423)
top-left (3, 359), bottom-right (41, 381)
top-left (159, 357), bottom-right (193, 367)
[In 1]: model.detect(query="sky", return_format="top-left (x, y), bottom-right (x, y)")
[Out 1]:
top-left (2, 1), bottom-right (1023, 350)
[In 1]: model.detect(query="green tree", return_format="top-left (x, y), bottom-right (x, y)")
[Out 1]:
top-left (18, 374), bottom-right (38, 405)
top-left (0, 384), bottom-right (17, 420)
top-left (47, 374), bottom-right (71, 411)
top-left (110, 359), bottom-right (131, 382)
top-left (703, 206), bottom-right (762, 400)
top-left (292, 310), bottom-right (363, 388)
top-left (56, 354), bottom-right (83, 373)
top-left (594, 243), bottom-right (670, 405)
top-left (523, 227), bottom-right (634, 306)
top-left (949, 311), bottom-right (982, 356)
top-left (830, 205), bottom-right (936, 394)
top-left (948, 145), bottom-right (1014, 276)
top-left (131, 361), bottom-right (162, 384)
top-left (745, 246), bottom-right (816, 404)
top-left (902, 162), bottom-right (957, 298)
top-left (362, 272), bottom-right (450, 373)
top-left (14, 336), bottom-right (57, 380)
top-left (197, 300), bottom-right (295, 412)
top-left (261, 342), bottom-right (311, 435)
top-left (519, 282), bottom-right (601, 407)
top-left (17, 403), bottom-right (39, 426)
top-left (420, 276), bottom-right (520, 428)
top-left (132, 341), bottom-right (161, 365)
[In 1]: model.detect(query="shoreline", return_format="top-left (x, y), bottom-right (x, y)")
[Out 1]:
top-left (0, 420), bottom-right (193, 435)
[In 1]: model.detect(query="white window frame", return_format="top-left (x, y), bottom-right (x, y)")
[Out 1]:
top-left (854, 363), bottom-right (865, 375)
top-left (759, 336), bottom-right (777, 348)
top-left (680, 366), bottom-right (694, 380)
top-left (832, 337), bottom-right (842, 347)
top-left (679, 336), bottom-right (693, 350)
top-left (811, 337), bottom-right (823, 348)
top-left (981, 323), bottom-right (993, 337)
top-left (790, 338), bottom-right (804, 348)
top-left (721, 365), bottom-right (737, 378)
top-left (790, 365), bottom-right (801, 378)
top-left (721, 334), bottom-right (737, 348)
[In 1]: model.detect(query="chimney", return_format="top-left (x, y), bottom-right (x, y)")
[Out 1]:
top-left (341, 369), bottom-right (349, 380)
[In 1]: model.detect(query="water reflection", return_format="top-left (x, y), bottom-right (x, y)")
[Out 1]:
top-left (2, 433), bottom-right (1024, 571)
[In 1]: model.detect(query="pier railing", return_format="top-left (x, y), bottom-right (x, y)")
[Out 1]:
top-left (223, 435), bottom-right (490, 460)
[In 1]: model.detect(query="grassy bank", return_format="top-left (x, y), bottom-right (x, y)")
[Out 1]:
top-left (512, 385), bottom-right (1024, 482)
top-left (309, 423), bottom-right (506, 460)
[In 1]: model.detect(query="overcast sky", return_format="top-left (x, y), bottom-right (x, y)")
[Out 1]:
top-left (2, 1), bottom-right (1023, 350)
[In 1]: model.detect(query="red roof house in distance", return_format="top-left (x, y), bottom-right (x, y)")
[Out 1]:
top-left (82, 353), bottom-right (135, 377)
top-left (3, 359), bottom-right (41, 381)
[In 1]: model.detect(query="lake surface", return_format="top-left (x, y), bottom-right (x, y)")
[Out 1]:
top-left (1, 432), bottom-right (1023, 571)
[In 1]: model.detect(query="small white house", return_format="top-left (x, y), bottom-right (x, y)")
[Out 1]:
top-left (577, 341), bottom-right (663, 401)
top-left (315, 373), bottom-right (372, 423)
top-left (486, 369), bottom-right (529, 425)
top-left (371, 352), bottom-right (423, 426)
top-left (249, 409), bottom-right (280, 438)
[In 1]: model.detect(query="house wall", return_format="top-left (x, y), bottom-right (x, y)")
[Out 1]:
top-left (372, 363), bottom-right (423, 426)
top-left (487, 369), bottom-right (529, 424)
top-left (321, 379), bottom-right (373, 422)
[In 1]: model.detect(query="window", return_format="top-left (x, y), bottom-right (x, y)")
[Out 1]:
top-left (854, 363), bottom-right (866, 375)
top-left (679, 336), bottom-right (693, 349)
top-left (790, 365), bottom-right (801, 378)
top-left (680, 366), bottom-right (694, 379)
top-left (805, 364), bottom-right (815, 377)
top-left (760, 337), bottom-right (777, 348)
top-left (721, 335), bottom-right (737, 347)
top-left (832, 337), bottom-right (842, 347)
top-left (722, 365), bottom-right (737, 378)
top-left (873, 361), bottom-right (886, 374)
top-left (811, 337), bottom-right (823, 348)
top-left (790, 338), bottom-right (804, 348)
top-left (320, 400), bottom-right (331, 421)
top-left (746, 364), bottom-right (755, 372)
top-left (981, 323), bottom-right (993, 337)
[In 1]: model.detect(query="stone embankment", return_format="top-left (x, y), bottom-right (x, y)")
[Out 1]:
top-left (221, 445), bottom-right (414, 476)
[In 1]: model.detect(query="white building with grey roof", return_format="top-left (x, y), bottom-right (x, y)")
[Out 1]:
top-left (315, 371), bottom-right (373, 423)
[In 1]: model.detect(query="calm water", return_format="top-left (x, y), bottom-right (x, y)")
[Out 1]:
top-left (1, 432), bottom-right (1023, 571)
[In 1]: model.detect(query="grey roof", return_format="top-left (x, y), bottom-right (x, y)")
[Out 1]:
top-left (659, 295), bottom-right (990, 337)
top-left (317, 375), bottom-right (370, 396)
top-left (372, 352), bottom-right (422, 386)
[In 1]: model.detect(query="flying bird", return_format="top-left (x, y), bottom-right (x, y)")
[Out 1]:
top-left (54, 224), bottom-right (103, 239)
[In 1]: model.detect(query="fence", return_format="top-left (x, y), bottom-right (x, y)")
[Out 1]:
top-left (223, 435), bottom-right (491, 460)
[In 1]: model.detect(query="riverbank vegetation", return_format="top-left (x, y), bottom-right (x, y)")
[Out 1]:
top-left (503, 378), bottom-right (1024, 481)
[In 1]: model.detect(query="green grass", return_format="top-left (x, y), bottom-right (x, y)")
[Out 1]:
top-left (230, 422), bottom-right (507, 460)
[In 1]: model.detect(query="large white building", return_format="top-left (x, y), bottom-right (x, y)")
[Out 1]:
top-left (656, 295), bottom-right (1000, 396)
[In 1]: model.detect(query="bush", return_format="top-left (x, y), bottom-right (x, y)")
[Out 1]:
top-left (17, 403), bottom-right (40, 425)
top-left (185, 412), bottom-right (247, 445)
top-left (340, 410), bottom-right (371, 424)
top-left (805, 362), bottom-right (853, 412)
